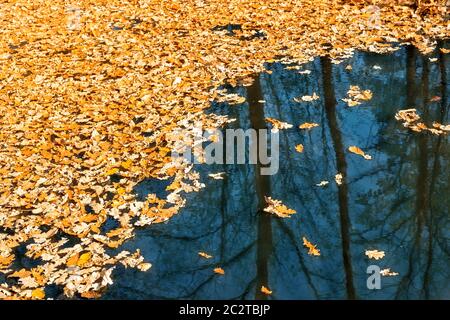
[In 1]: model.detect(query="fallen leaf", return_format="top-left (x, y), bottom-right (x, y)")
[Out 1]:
top-left (214, 267), bottom-right (225, 275)
top-left (299, 122), bottom-right (319, 130)
top-left (348, 146), bottom-right (372, 160)
top-left (264, 196), bottom-right (296, 218)
top-left (335, 173), bottom-right (343, 186)
top-left (316, 180), bottom-right (329, 187)
top-left (261, 286), bottom-right (272, 295)
top-left (365, 249), bottom-right (385, 260)
top-left (295, 144), bottom-right (304, 153)
top-left (77, 252), bottom-right (92, 267)
top-left (31, 288), bottom-right (45, 300)
top-left (380, 268), bottom-right (399, 276)
top-left (302, 237), bottom-right (321, 256)
top-left (208, 172), bottom-right (226, 180)
top-left (198, 252), bottom-right (213, 259)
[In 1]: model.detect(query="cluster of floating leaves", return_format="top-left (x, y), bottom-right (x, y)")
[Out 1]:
top-left (395, 108), bottom-right (450, 135)
top-left (0, 0), bottom-right (448, 299)
top-left (342, 85), bottom-right (373, 107)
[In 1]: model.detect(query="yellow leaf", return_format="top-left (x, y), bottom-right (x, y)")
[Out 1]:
top-left (261, 286), bottom-right (272, 295)
top-left (120, 159), bottom-right (133, 170)
top-left (66, 253), bottom-right (79, 267)
top-left (214, 267), bottom-right (225, 275)
top-left (299, 122), bottom-right (319, 130)
top-left (77, 252), bottom-right (92, 267)
top-left (31, 288), bottom-right (45, 299)
top-left (348, 146), bottom-right (372, 160)
top-left (295, 144), bottom-right (304, 153)
top-left (106, 168), bottom-right (119, 176)
top-left (302, 237), bottom-right (321, 256)
top-left (264, 196), bottom-right (296, 218)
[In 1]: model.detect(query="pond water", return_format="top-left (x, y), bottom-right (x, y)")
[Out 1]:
top-left (104, 44), bottom-right (450, 300)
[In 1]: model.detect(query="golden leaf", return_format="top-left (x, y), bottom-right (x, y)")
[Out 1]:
top-left (348, 146), bottom-right (372, 160)
top-left (66, 253), bottom-right (79, 267)
top-left (302, 237), bottom-right (321, 256)
top-left (31, 288), bottom-right (45, 300)
top-left (77, 252), bottom-right (92, 267)
top-left (264, 196), bottom-right (296, 218)
top-left (214, 267), bottom-right (225, 275)
top-left (299, 122), bottom-right (319, 130)
top-left (261, 286), bottom-right (272, 295)
top-left (295, 144), bottom-right (304, 153)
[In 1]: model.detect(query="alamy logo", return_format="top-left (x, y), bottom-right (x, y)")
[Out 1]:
top-left (367, 265), bottom-right (381, 290)
top-left (170, 124), bottom-right (279, 176)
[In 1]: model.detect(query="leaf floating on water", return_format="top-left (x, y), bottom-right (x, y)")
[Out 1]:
top-left (440, 48), bottom-right (450, 54)
top-left (365, 250), bottom-right (385, 260)
top-left (208, 172), bottom-right (226, 180)
top-left (345, 65), bottom-right (353, 71)
top-left (430, 96), bottom-right (441, 102)
top-left (264, 196), bottom-right (296, 218)
top-left (348, 146), bottom-right (372, 160)
top-left (342, 85), bottom-right (372, 106)
top-left (198, 252), bottom-right (213, 259)
top-left (302, 237), bottom-right (321, 256)
top-left (299, 122), bottom-right (319, 130)
top-left (298, 70), bottom-right (311, 75)
top-left (335, 173), bottom-right (343, 186)
top-left (380, 268), bottom-right (399, 276)
top-left (295, 144), bottom-right (304, 153)
top-left (261, 286), bottom-right (272, 295)
top-left (373, 65), bottom-right (382, 70)
top-left (395, 109), bottom-right (450, 135)
top-left (316, 180), bottom-right (329, 187)
top-left (265, 118), bottom-right (293, 132)
top-left (214, 267), bottom-right (225, 275)
top-left (137, 263), bottom-right (152, 272)
top-left (295, 92), bottom-right (320, 102)
top-left (429, 57), bottom-right (438, 62)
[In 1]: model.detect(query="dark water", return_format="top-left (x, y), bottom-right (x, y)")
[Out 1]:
top-left (104, 44), bottom-right (450, 300)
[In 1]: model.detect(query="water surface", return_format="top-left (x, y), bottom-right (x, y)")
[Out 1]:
top-left (105, 44), bottom-right (450, 300)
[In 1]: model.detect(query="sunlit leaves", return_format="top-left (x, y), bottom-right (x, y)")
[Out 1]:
top-left (342, 85), bottom-right (372, 106)
top-left (264, 197), bottom-right (296, 218)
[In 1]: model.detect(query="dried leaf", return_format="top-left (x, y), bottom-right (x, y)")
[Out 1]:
top-left (299, 122), bottom-right (319, 130)
top-left (302, 237), bottom-right (321, 256)
top-left (214, 267), bottom-right (225, 275)
top-left (295, 144), bottom-right (304, 153)
top-left (261, 286), bottom-right (272, 295)
top-left (198, 252), bottom-right (213, 259)
top-left (264, 196), bottom-right (296, 218)
top-left (365, 250), bottom-right (385, 260)
top-left (348, 146), bottom-right (372, 160)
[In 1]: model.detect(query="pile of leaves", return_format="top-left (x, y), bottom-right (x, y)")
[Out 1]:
top-left (0, 0), bottom-right (449, 299)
